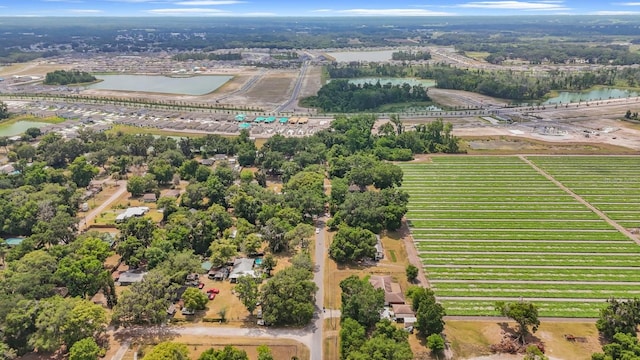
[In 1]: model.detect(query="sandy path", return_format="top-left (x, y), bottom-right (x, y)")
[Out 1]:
top-left (79, 180), bottom-right (127, 232)
top-left (400, 221), bottom-right (430, 288)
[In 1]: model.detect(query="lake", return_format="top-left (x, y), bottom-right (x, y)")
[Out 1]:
top-left (325, 50), bottom-right (396, 62)
top-left (544, 88), bottom-right (640, 105)
top-left (0, 121), bottom-right (49, 137)
top-left (346, 77), bottom-right (436, 87)
top-left (89, 75), bottom-right (233, 95)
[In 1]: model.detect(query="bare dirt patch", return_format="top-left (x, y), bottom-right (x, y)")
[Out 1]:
top-left (445, 320), bottom-right (600, 360)
top-left (238, 69), bottom-right (298, 110)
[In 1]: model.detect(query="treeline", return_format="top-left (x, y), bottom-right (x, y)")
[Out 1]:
top-left (464, 43), bottom-right (640, 65)
top-left (327, 63), bottom-right (410, 79)
top-left (43, 70), bottom-right (96, 85)
top-left (301, 79), bottom-right (430, 112)
top-left (172, 51), bottom-right (242, 61)
top-left (416, 65), bottom-right (620, 100)
top-left (392, 50), bottom-right (431, 61)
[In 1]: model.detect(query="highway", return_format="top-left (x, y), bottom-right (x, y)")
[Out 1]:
top-left (274, 61), bottom-right (308, 113)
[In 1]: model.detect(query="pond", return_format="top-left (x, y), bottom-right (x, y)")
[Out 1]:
top-left (0, 121), bottom-right (49, 137)
top-left (544, 88), bottom-right (640, 105)
top-left (345, 77), bottom-right (436, 87)
top-left (325, 50), bottom-right (396, 62)
top-left (88, 74), bottom-right (233, 95)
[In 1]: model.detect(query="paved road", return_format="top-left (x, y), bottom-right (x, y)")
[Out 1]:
top-left (275, 61), bottom-right (308, 113)
top-left (79, 180), bottom-right (127, 232)
top-left (311, 218), bottom-right (326, 360)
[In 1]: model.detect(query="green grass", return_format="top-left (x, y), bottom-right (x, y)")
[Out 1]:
top-left (428, 267), bottom-right (640, 282)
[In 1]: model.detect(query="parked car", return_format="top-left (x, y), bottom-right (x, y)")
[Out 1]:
top-left (206, 288), bottom-right (220, 294)
top-left (181, 308), bottom-right (195, 315)
top-left (315, 227), bottom-right (320, 234)
top-left (198, 282), bottom-right (205, 289)
top-left (208, 292), bottom-right (216, 300)
top-left (256, 309), bottom-right (263, 319)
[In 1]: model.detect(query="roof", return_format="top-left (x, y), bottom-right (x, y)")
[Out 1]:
top-left (117, 270), bottom-right (147, 284)
top-left (202, 261), bottom-right (213, 271)
top-left (115, 206), bottom-right (149, 222)
top-left (229, 258), bottom-right (255, 279)
top-left (391, 304), bottom-right (415, 318)
top-left (369, 275), bottom-right (405, 305)
top-left (143, 193), bottom-right (157, 200)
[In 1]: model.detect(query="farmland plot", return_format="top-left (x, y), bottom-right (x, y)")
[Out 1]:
top-left (400, 156), bottom-right (640, 318)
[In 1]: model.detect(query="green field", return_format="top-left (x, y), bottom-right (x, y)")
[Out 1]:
top-left (400, 156), bottom-right (640, 317)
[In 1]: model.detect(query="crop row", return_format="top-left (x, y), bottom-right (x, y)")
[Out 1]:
top-left (415, 241), bottom-right (640, 253)
top-left (411, 230), bottom-right (627, 241)
top-left (408, 203), bottom-right (587, 211)
top-left (428, 267), bottom-right (640, 282)
top-left (433, 282), bottom-right (640, 299)
top-left (440, 300), bottom-right (602, 317)
top-left (407, 211), bottom-right (600, 220)
top-left (410, 219), bottom-right (613, 230)
top-left (419, 253), bottom-right (640, 267)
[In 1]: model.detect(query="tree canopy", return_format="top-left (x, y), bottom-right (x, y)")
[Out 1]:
top-left (495, 301), bottom-right (540, 344)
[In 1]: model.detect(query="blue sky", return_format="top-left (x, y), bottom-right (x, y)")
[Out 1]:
top-left (0, 0), bottom-right (639, 17)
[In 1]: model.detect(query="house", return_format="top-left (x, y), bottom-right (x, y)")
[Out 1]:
top-left (0, 164), bottom-right (15, 175)
top-left (369, 275), bottom-right (405, 306)
top-left (200, 158), bottom-right (215, 166)
top-left (167, 304), bottom-right (177, 316)
top-left (115, 206), bottom-right (149, 223)
top-left (391, 304), bottom-right (416, 324)
top-left (116, 270), bottom-right (148, 285)
top-left (208, 266), bottom-right (230, 281)
top-left (165, 189), bottom-right (181, 198)
top-left (228, 258), bottom-right (256, 283)
top-left (142, 193), bottom-right (157, 203)
top-left (374, 235), bottom-right (384, 261)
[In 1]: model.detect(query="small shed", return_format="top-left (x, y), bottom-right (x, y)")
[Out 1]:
top-left (143, 193), bottom-right (157, 203)
top-left (117, 270), bottom-right (148, 285)
top-left (391, 304), bottom-right (415, 323)
top-left (208, 267), bottom-right (230, 281)
top-left (374, 235), bottom-right (384, 261)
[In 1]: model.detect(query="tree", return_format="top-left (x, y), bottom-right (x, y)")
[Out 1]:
top-left (407, 287), bottom-right (445, 337)
top-left (182, 287), bottom-right (208, 311)
top-left (54, 255), bottom-right (110, 298)
top-left (340, 317), bottom-right (366, 358)
top-left (427, 334), bottom-right (445, 359)
top-left (0, 101), bottom-right (9, 120)
top-left (261, 253), bottom-right (277, 276)
top-left (69, 156), bottom-right (99, 188)
top-left (596, 298), bottom-right (640, 342)
top-left (348, 319), bottom-right (413, 360)
top-left (69, 338), bottom-right (102, 360)
top-left (198, 346), bottom-right (248, 360)
top-left (261, 266), bottom-right (317, 326)
top-left (148, 159), bottom-right (174, 185)
top-left (285, 223), bottom-right (315, 250)
top-left (143, 342), bottom-right (189, 360)
top-left (209, 238), bottom-right (238, 267)
top-left (523, 345), bottom-right (548, 360)
top-left (241, 233), bottom-right (262, 255)
top-left (235, 276), bottom-right (259, 315)
top-left (24, 127), bottom-right (41, 139)
top-left (256, 345), bottom-right (274, 360)
top-left (329, 226), bottom-right (377, 263)
top-left (0, 342), bottom-right (17, 360)
top-left (495, 301), bottom-right (540, 344)
top-left (592, 332), bottom-right (640, 360)
top-left (127, 175), bottom-right (147, 197)
top-left (111, 271), bottom-right (174, 327)
top-left (340, 275), bottom-right (385, 329)
top-left (406, 264), bottom-right (419, 283)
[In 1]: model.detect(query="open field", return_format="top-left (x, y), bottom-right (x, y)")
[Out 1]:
top-left (399, 155), bottom-right (640, 317)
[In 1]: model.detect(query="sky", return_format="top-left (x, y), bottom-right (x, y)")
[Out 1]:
top-left (0, 0), bottom-right (639, 17)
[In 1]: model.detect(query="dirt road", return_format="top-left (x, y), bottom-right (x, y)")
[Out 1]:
top-left (79, 181), bottom-right (127, 232)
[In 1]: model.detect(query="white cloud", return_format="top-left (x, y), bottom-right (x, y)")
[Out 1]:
top-left (615, 2), bottom-right (640, 5)
top-left (457, 1), bottom-right (568, 10)
top-left (69, 9), bottom-right (103, 13)
top-left (311, 9), bottom-right (333, 13)
top-left (239, 12), bottom-right (277, 16)
top-left (147, 7), bottom-right (229, 14)
top-left (336, 8), bottom-right (454, 16)
top-left (591, 10), bottom-right (640, 14)
top-left (174, 1), bottom-right (244, 5)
